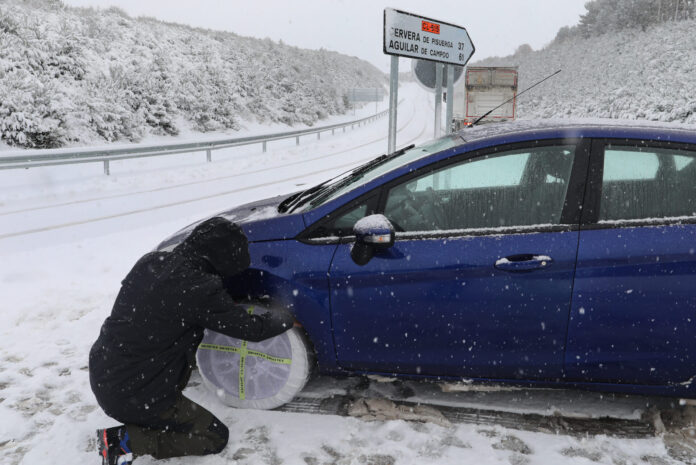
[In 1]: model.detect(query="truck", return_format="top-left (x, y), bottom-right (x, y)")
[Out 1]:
top-left (452, 66), bottom-right (518, 130)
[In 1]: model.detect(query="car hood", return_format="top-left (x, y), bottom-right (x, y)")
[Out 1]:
top-left (156, 194), bottom-right (305, 251)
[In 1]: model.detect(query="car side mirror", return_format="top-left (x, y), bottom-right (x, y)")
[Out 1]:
top-left (350, 214), bottom-right (395, 266)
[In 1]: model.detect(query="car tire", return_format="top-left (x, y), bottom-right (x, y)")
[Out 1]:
top-left (196, 304), bottom-right (313, 410)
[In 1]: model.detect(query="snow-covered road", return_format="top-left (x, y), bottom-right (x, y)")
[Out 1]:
top-left (1, 84), bottom-right (693, 465)
top-left (0, 90), bottom-right (423, 249)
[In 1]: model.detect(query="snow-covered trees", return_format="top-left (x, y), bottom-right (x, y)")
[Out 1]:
top-left (0, 0), bottom-right (386, 148)
top-left (561, 0), bottom-right (695, 39)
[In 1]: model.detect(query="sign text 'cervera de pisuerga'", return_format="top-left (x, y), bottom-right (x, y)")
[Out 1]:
top-left (383, 8), bottom-right (474, 66)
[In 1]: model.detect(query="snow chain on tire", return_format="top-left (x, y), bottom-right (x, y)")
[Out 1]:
top-left (196, 303), bottom-right (312, 410)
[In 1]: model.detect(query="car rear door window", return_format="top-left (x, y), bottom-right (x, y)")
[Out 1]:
top-left (383, 145), bottom-right (576, 232)
top-left (599, 146), bottom-right (696, 221)
top-left (568, 141), bottom-right (696, 385)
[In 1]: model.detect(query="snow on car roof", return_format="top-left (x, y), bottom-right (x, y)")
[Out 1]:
top-left (457, 118), bottom-right (696, 144)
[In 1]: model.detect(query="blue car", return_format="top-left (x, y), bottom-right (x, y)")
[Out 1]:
top-left (159, 120), bottom-right (696, 405)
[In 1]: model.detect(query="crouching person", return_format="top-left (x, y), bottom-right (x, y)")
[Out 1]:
top-left (89, 217), bottom-right (295, 464)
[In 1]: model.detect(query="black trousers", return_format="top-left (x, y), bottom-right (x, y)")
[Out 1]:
top-left (121, 396), bottom-right (229, 460)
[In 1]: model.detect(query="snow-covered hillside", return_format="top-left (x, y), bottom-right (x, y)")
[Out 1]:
top-left (0, 0), bottom-right (386, 148)
top-left (474, 19), bottom-right (696, 124)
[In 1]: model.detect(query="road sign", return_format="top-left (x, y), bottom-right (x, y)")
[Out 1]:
top-left (383, 8), bottom-right (475, 67)
top-left (411, 59), bottom-right (463, 91)
top-left (345, 88), bottom-right (386, 103)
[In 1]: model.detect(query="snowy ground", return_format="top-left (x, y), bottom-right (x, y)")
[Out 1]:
top-left (1, 84), bottom-right (694, 464)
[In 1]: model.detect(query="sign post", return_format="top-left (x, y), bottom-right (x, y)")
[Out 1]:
top-left (445, 65), bottom-right (455, 134)
top-left (434, 63), bottom-right (443, 137)
top-left (383, 8), bottom-right (474, 152)
top-left (387, 56), bottom-right (399, 154)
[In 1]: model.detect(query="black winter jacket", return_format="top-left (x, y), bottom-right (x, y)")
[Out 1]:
top-left (89, 218), bottom-right (292, 422)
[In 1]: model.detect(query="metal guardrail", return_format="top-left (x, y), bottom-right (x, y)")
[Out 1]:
top-left (0, 106), bottom-right (390, 175)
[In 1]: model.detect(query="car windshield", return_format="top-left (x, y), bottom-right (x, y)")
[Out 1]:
top-left (287, 136), bottom-right (460, 213)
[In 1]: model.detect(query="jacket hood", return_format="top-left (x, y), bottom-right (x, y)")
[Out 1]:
top-left (174, 217), bottom-right (250, 278)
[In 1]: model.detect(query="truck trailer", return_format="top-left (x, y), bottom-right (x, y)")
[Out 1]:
top-left (452, 66), bottom-right (518, 130)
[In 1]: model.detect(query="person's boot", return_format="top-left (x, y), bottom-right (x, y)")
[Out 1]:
top-left (97, 426), bottom-right (133, 465)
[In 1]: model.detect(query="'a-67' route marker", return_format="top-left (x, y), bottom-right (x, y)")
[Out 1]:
top-left (383, 8), bottom-right (475, 151)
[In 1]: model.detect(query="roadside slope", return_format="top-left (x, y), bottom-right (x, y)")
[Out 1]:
top-left (474, 19), bottom-right (696, 124)
top-left (0, 0), bottom-right (386, 148)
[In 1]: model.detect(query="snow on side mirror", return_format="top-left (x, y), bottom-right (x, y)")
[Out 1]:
top-left (351, 214), bottom-right (395, 266)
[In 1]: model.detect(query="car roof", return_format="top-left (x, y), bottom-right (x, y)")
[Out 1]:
top-left (456, 118), bottom-right (696, 147)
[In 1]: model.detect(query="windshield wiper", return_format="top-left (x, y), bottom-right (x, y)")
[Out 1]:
top-left (349, 144), bottom-right (416, 178)
top-left (278, 181), bottom-right (330, 213)
top-left (282, 143), bottom-right (417, 214)
top-left (296, 144), bottom-right (417, 211)
top-left (277, 191), bottom-right (302, 213)
top-left (320, 143), bottom-right (415, 193)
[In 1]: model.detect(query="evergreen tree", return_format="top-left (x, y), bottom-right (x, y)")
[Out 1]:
top-left (577, 0), bottom-right (695, 37)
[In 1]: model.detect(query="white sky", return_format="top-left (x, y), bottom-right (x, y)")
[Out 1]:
top-left (60, 0), bottom-right (588, 72)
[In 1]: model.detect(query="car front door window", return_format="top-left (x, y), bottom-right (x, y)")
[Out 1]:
top-left (383, 145), bottom-right (576, 232)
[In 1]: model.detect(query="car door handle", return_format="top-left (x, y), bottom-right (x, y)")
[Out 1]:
top-left (494, 254), bottom-right (553, 272)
